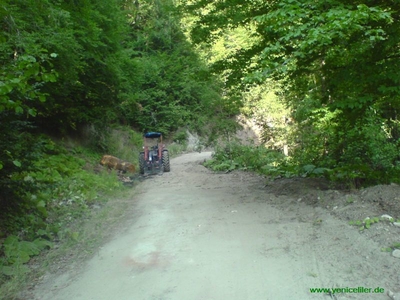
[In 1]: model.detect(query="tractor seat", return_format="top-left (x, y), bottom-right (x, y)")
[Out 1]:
top-left (149, 149), bottom-right (158, 160)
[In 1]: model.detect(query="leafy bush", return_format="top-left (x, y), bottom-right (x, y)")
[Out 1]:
top-left (0, 130), bottom-right (123, 279)
top-left (0, 235), bottom-right (53, 278)
top-left (204, 142), bottom-right (285, 174)
top-left (172, 130), bottom-right (188, 144)
top-left (284, 102), bottom-right (400, 187)
top-left (185, 0), bottom-right (400, 187)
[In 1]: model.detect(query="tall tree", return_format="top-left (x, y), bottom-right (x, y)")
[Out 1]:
top-left (118, 0), bottom-right (227, 135)
top-left (185, 0), bottom-right (400, 181)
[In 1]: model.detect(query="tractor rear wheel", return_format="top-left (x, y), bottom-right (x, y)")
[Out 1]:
top-left (139, 152), bottom-right (145, 174)
top-left (162, 150), bottom-right (170, 172)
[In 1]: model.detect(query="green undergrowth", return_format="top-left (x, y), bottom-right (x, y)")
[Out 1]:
top-left (0, 186), bottom-right (136, 300)
top-left (0, 125), bottom-right (194, 299)
top-left (99, 127), bottom-right (144, 164)
top-left (204, 142), bottom-right (400, 188)
top-left (381, 242), bottom-right (400, 253)
top-left (203, 142), bottom-right (305, 178)
top-left (168, 142), bottom-right (189, 157)
top-left (0, 126), bottom-right (147, 299)
top-left (349, 216), bottom-right (400, 231)
top-left (204, 142), bottom-right (286, 174)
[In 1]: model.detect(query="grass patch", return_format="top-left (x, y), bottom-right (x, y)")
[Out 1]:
top-left (0, 125), bottom-right (145, 299)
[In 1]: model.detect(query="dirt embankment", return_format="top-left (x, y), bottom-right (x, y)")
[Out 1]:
top-left (29, 152), bottom-right (400, 300)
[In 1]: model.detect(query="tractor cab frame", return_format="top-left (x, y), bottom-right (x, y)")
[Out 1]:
top-left (139, 132), bottom-right (170, 175)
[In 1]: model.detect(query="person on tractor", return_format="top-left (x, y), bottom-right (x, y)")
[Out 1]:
top-left (139, 132), bottom-right (170, 175)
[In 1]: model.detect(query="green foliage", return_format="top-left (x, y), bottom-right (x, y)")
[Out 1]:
top-left (185, 0), bottom-right (400, 186)
top-left (98, 127), bottom-right (142, 165)
top-left (349, 216), bottom-right (400, 231)
top-left (291, 107), bottom-right (400, 186)
top-left (0, 132), bottom-right (123, 291)
top-left (167, 143), bottom-right (188, 157)
top-left (172, 130), bottom-right (188, 144)
top-left (0, 133), bottom-right (122, 238)
top-left (0, 0), bottom-right (234, 295)
top-left (1, 0), bottom-right (228, 256)
top-left (0, 51), bottom-right (58, 172)
top-left (119, 0), bottom-right (225, 135)
top-left (1, 0), bottom-right (231, 141)
top-left (241, 82), bottom-right (292, 150)
top-left (1, 0), bottom-right (139, 131)
top-left (204, 142), bottom-right (285, 174)
top-left (0, 54), bottom-right (57, 117)
top-left (381, 242), bottom-right (400, 252)
top-left (0, 235), bottom-right (53, 277)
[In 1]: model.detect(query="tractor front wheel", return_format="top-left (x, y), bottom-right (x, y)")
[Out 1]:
top-left (139, 152), bottom-right (145, 174)
top-left (162, 150), bottom-right (170, 172)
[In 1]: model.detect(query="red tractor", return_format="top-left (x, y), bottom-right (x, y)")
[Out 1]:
top-left (139, 132), bottom-right (170, 175)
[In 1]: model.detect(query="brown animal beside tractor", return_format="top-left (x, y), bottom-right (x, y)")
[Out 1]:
top-left (100, 155), bottom-right (135, 173)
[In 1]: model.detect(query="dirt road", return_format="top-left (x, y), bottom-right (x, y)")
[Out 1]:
top-left (33, 152), bottom-right (399, 300)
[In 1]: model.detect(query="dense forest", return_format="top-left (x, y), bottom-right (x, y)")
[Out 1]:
top-left (0, 1), bottom-right (229, 224)
top-left (1, 0), bottom-right (400, 296)
top-left (0, 0), bottom-right (233, 292)
top-left (183, 0), bottom-right (400, 186)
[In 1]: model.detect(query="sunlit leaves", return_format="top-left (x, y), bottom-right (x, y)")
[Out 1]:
top-left (185, 0), bottom-right (400, 184)
top-left (12, 160), bottom-right (21, 167)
